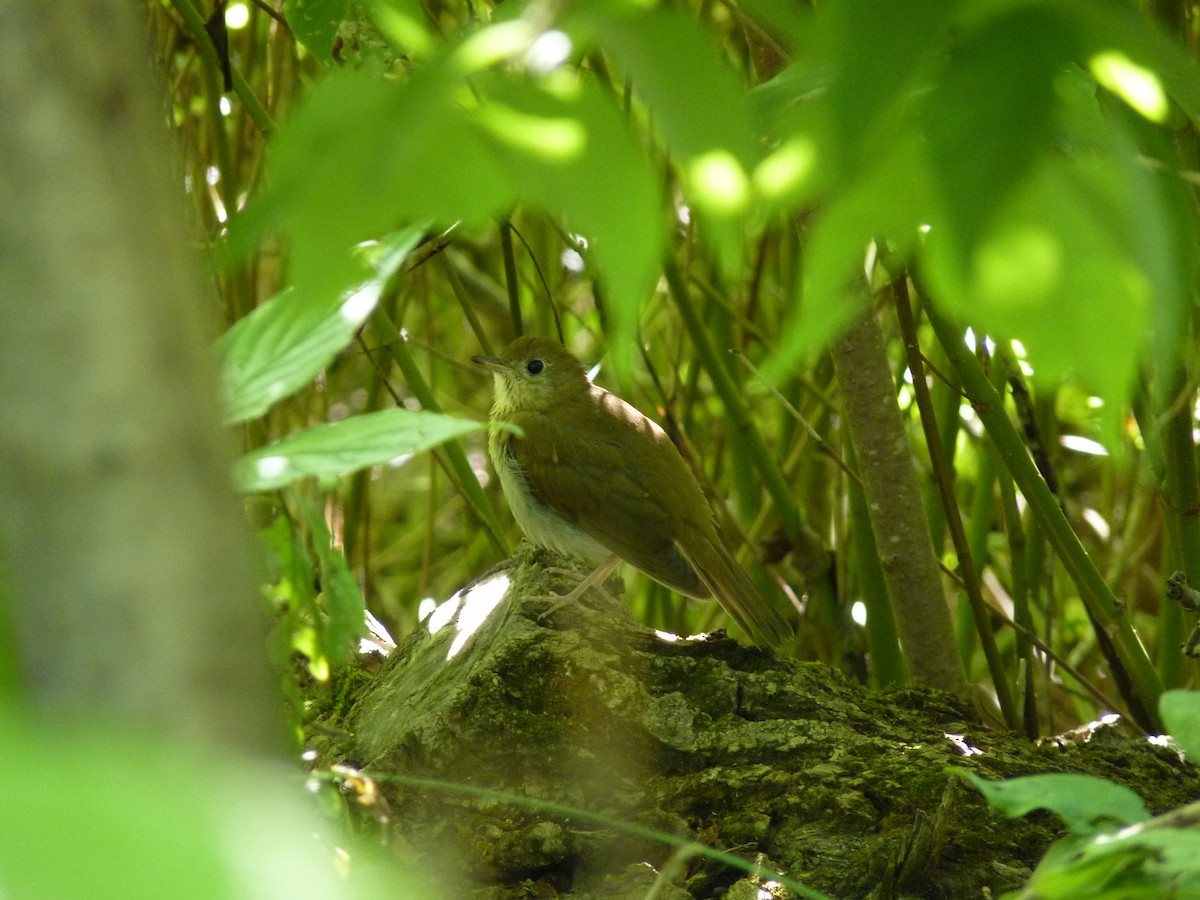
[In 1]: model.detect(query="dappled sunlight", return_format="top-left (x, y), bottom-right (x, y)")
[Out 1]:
top-left (476, 104), bottom-right (586, 162)
top-left (944, 733), bottom-right (984, 757)
top-left (753, 136), bottom-right (817, 201)
top-left (687, 150), bottom-right (749, 215)
top-left (1090, 51), bottom-right (1168, 122)
top-left (428, 573), bottom-right (512, 660)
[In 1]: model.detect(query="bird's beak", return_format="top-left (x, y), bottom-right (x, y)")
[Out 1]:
top-left (471, 354), bottom-right (509, 373)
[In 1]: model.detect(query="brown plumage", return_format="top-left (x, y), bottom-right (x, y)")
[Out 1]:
top-left (472, 336), bottom-right (793, 648)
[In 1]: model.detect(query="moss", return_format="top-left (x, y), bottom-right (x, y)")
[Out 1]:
top-left (303, 545), bottom-right (1200, 898)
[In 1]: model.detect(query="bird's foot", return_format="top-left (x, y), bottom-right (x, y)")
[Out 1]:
top-left (533, 557), bottom-right (620, 622)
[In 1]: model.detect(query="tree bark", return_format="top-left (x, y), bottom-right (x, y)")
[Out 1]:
top-left (831, 305), bottom-right (967, 696)
top-left (0, 0), bottom-right (278, 754)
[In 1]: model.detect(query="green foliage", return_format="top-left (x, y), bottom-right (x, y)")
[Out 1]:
top-left (960, 691), bottom-right (1200, 899)
top-left (217, 225), bottom-right (425, 424)
top-left (0, 710), bottom-right (348, 899)
top-left (163, 0), bottom-right (1200, 766)
top-left (235, 408), bottom-right (487, 491)
top-left (284, 0), bottom-right (349, 63)
top-left (959, 771), bottom-right (1150, 833)
top-left (140, 0), bottom-right (1200, 888)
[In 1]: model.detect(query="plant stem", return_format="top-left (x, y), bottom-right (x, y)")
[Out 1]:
top-left (893, 279), bottom-right (1019, 726)
top-left (923, 300), bottom-right (1163, 731)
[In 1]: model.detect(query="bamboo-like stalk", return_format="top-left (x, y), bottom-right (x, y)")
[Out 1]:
top-left (369, 307), bottom-right (509, 556)
top-left (924, 301), bottom-right (1163, 731)
top-left (1154, 371), bottom-right (1199, 689)
top-left (169, 0), bottom-right (276, 135)
top-left (827, 292), bottom-right (967, 695)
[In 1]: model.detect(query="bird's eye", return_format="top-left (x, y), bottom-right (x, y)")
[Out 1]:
top-left (526, 359), bottom-right (545, 376)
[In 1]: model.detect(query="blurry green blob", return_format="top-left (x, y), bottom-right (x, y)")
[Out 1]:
top-left (687, 150), bottom-right (750, 216)
top-left (763, 134), bottom-right (930, 382)
top-left (1160, 690), bottom-right (1200, 759)
top-left (923, 5), bottom-right (1080, 254)
top-left (805, 0), bottom-right (955, 171)
top-left (753, 136), bottom-right (818, 204)
top-left (475, 104), bottom-right (587, 161)
top-left (1090, 50), bottom-right (1169, 122)
top-left (973, 226), bottom-right (1062, 308)
top-left (285, 0), bottom-right (350, 63)
top-left (923, 158), bottom-right (1149, 436)
top-left (367, 0), bottom-right (433, 57)
top-left (0, 713), bottom-right (345, 900)
top-left (452, 19), bottom-right (537, 73)
top-left (588, 6), bottom-right (757, 164)
top-left (232, 66), bottom-right (514, 306)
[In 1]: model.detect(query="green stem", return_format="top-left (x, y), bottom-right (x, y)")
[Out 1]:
top-left (924, 300), bottom-right (1163, 731)
top-left (894, 282), bottom-right (1019, 727)
top-left (369, 307), bottom-right (509, 556)
top-left (169, 0), bottom-right (276, 135)
top-left (1156, 372), bottom-right (1199, 689)
top-left (498, 219), bottom-right (523, 337)
top-left (845, 442), bottom-right (906, 686)
top-left (662, 256), bottom-right (801, 544)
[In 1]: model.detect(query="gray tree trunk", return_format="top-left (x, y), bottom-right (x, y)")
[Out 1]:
top-left (0, 0), bottom-right (278, 755)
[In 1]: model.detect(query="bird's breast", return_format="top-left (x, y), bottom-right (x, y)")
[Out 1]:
top-left (490, 427), bottom-right (609, 563)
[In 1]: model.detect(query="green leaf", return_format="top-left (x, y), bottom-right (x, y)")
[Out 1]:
top-left (813, 0), bottom-right (954, 167)
top-left (216, 226), bottom-right (425, 424)
top-left (923, 5), bottom-right (1080, 253)
top-left (590, 7), bottom-right (756, 163)
top-left (285, 0), bottom-right (349, 64)
top-left (233, 65), bottom-right (514, 306)
top-left (921, 155), bottom-right (1149, 429)
top-left (762, 133), bottom-right (928, 380)
top-left (1077, 0), bottom-right (1200, 120)
top-left (1160, 690), bottom-right (1200, 760)
top-left (235, 408), bottom-right (487, 492)
top-left (958, 770), bottom-right (1149, 833)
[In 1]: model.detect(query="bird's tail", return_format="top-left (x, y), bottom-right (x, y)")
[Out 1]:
top-left (680, 530), bottom-right (794, 648)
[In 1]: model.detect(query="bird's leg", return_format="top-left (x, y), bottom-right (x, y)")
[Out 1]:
top-left (537, 554), bottom-right (620, 621)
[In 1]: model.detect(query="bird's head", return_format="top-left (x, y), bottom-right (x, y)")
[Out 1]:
top-left (472, 336), bottom-right (591, 415)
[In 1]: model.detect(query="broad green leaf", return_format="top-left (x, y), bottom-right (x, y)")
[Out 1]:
top-left (958, 770), bottom-right (1149, 833)
top-left (233, 65), bottom-right (515, 307)
top-left (921, 155), bottom-right (1148, 429)
top-left (1160, 690), bottom-right (1200, 760)
top-left (1078, 0), bottom-right (1200, 119)
top-left (813, 0), bottom-right (955, 169)
top-left (1027, 840), bottom-right (1164, 900)
top-left (588, 7), bottom-right (757, 164)
top-left (763, 133), bottom-right (928, 379)
top-left (216, 286), bottom-right (371, 424)
top-left (235, 408), bottom-right (488, 492)
top-left (923, 5), bottom-right (1080, 253)
top-left (476, 75), bottom-right (661, 377)
top-left (285, 0), bottom-right (349, 64)
top-left (216, 226), bottom-right (425, 424)
top-left (1023, 819), bottom-right (1200, 898)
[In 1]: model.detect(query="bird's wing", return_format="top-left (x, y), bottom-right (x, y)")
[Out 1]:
top-left (509, 406), bottom-right (708, 598)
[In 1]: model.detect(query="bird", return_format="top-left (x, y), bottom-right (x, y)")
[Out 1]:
top-left (472, 336), bottom-right (793, 647)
